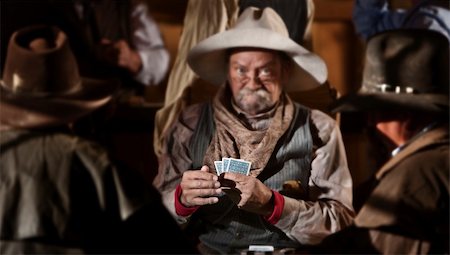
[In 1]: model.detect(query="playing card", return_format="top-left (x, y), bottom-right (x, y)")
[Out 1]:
top-left (226, 158), bottom-right (251, 176)
top-left (214, 161), bottom-right (223, 175)
top-left (222, 157), bottom-right (231, 173)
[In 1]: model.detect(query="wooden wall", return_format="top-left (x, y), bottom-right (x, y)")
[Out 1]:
top-left (311, 0), bottom-right (369, 187)
top-left (144, 1), bottom-right (187, 104)
top-left (310, 0), bottom-right (412, 187)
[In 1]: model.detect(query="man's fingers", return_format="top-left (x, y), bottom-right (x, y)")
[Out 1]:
top-left (182, 188), bottom-right (222, 206)
top-left (183, 179), bottom-right (220, 189)
top-left (197, 187), bottom-right (222, 197)
top-left (179, 165), bottom-right (223, 207)
top-left (190, 196), bottom-right (219, 205)
top-left (222, 172), bottom-right (245, 182)
top-left (183, 167), bottom-right (218, 182)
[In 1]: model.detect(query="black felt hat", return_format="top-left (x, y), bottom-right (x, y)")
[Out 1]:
top-left (330, 29), bottom-right (449, 114)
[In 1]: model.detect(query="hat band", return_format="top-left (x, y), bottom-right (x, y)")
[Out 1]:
top-left (366, 84), bottom-right (417, 94)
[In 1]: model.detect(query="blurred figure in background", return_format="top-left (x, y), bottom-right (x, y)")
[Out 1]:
top-left (1, 0), bottom-right (170, 100)
top-left (313, 28), bottom-right (449, 254)
top-left (353, 0), bottom-right (450, 41)
top-left (0, 25), bottom-right (195, 254)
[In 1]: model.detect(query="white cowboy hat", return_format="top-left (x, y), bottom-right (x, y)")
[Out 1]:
top-left (187, 7), bottom-right (327, 92)
top-left (330, 29), bottom-right (449, 114)
top-left (0, 25), bottom-right (116, 129)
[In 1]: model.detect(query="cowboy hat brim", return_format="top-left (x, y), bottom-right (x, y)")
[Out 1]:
top-left (0, 77), bottom-right (116, 128)
top-left (330, 92), bottom-right (450, 114)
top-left (187, 27), bottom-right (327, 92)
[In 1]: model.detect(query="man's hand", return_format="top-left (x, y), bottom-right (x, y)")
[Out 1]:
top-left (98, 38), bottom-right (142, 74)
top-left (221, 172), bottom-right (274, 216)
top-left (179, 165), bottom-right (222, 207)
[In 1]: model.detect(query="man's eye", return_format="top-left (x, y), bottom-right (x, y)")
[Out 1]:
top-left (236, 67), bottom-right (247, 75)
top-left (260, 68), bottom-right (272, 76)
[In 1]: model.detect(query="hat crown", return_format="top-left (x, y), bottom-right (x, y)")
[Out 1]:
top-left (235, 7), bottom-right (289, 37)
top-left (362, 29), bottom-right (449, 95)
top-left (1, 25), bottom-right (81, 97)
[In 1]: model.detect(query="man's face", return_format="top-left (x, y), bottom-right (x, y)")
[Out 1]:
top-left (227, 48), bottom-right (286, 115)
top-left (368, 111), bottom-right (407, 148)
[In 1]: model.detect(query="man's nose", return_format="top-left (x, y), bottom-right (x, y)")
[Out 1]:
top-left (246, 73), bottom-right (262, 90)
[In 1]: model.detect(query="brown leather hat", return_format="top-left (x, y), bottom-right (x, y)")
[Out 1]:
top-left (330, 29), bottom-right (449, 114)
top-left (0, 25), bottom-right (115, 129)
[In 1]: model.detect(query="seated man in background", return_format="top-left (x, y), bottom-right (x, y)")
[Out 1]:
top-left (314, 28), bottom-right (449, 254)
top-left (0, 25), bottom-right (195, 254)
top-left (153, 7), bottom-right (354, 254)
top-left (1, 0), bottom-right (170, 100)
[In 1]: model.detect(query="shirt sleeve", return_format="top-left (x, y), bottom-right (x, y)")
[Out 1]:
top-left (352, 0), bottom-right (407, 40)
top-left (130, 2), bottom-right (170, 85)
top-left (174, 184), bottom-right (200, 216)
top-left (153, 104), bottom-right (204, 224)
top-left (273, 110), bottom-right (355, 245)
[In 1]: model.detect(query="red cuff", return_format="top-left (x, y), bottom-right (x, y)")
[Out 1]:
top-left (264, 191), bottom-right (284, 225)
top-left (174, 184), bottom-right (199, 217)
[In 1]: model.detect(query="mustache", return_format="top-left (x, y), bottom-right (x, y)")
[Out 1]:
top-left (237, 87), bottom-right (270, 99)
top-left (235, 87), bottom-right (274, 114)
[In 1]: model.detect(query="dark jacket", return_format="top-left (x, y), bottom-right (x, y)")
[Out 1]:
top-left (316, 123), bottom-right (449, 254)
top-left (0, 129), bottom-right (196, 254)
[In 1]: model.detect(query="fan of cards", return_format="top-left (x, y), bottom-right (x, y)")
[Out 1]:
top-left (214, 157), bottom-right (252, 176)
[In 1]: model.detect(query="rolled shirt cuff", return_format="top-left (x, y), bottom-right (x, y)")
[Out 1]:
top-left (264, 190), bottom-right (285, 225)
top-left (174, 184), bottom-right (199, 216)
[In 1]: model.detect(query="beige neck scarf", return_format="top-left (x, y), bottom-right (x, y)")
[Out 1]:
top-left (230, 99), bottom-right (279, 130)
top-left (204, 86), bottom-right (294, 177)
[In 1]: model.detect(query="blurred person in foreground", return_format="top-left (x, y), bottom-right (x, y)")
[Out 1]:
top-left (313, 28), bottom-right (449, 254)
top-left (0, 25), bottom-right (195, 254)
top-left (153, 7), bottom-right (354, 254)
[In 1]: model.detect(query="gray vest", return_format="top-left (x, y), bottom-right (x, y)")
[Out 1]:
top-left (189, 102), bottom-right (313, 254)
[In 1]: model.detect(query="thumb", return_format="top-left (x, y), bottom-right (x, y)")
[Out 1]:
top-left (200, 165), bottom-right (210, 172)
top-left (100, 38), bottom-right (112, 45)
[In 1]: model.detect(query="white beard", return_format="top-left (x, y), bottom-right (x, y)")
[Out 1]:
top-left (235, 87), bottom-right (275, 115)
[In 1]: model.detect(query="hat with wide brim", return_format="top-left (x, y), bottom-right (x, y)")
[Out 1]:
top-left (187, 7), bottom-right (327, 92)
top-left (0, 25), bottom-right (115, 129)
top-left (330, 29), bottom-right (449, 114)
